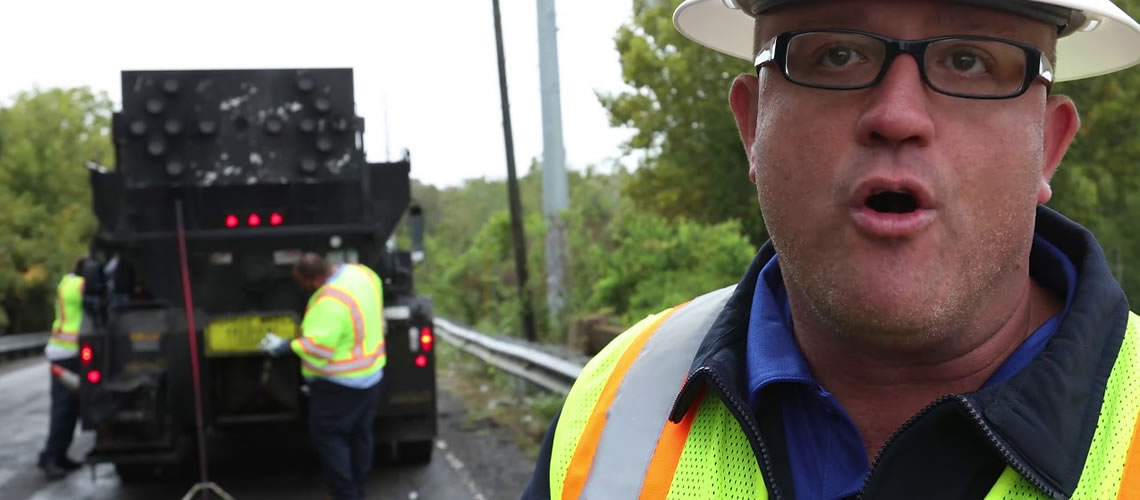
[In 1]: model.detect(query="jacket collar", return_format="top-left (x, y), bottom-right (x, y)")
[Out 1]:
top-left (967, 205), bottom-right (1130, 495)
top-left (670, 205), bottom-right (1130, 496)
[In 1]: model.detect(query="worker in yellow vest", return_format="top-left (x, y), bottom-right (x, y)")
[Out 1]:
top-left (260, 253), bottom-right (385, 500)
top-left (523, 0), bottom-right (1140, 498)
top-left (38, 258), bottom-right (91, 480)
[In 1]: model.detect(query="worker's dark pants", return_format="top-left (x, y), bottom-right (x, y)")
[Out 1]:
top-left (308, 378), bottom-right (382, 500)
top-left (40, 356), bottom-right (80, 466)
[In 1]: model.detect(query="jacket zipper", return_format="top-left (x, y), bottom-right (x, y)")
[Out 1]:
top-left (956, 395), bottom-right (1064, 499)
top-left (858, 395), bottom-right (1063, 500)
top-left (691, 367), bottom-right (786, 500)
top-left (858, 396), bottom-right (951, 498)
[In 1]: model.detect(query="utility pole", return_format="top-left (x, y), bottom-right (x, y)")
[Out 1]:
top-left (492, 0), bottom-right (538, 342)
top-left (535, 0), bottom-right (570, 332)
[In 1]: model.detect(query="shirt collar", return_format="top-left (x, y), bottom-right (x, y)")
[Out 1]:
top-left (745, 254), bottom-right (814, 403)
top-left (327, 264), bottom-right (347, 285)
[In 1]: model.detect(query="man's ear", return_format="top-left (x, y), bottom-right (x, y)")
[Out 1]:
top-left (730, 75), bottom-right (760, 183)
top-left (1038, 95), bottom-right (1080, 204)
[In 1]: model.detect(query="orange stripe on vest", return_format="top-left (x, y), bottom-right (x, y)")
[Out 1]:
top-left (55, 291), bottom-right (66, 334)
top-left (640, 387), bottom-right (706, 499)
top-left (320, 288), bottom-right (365, 358)
top-left (561, 304), bottom-right (688, 500)
top-left (1116, 400), bottom-right (1140, 499)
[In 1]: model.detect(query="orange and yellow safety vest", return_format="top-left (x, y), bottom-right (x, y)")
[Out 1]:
top-left (290, 264), bottom-right (386, 381)
top-left (47, 274), bottom-right (85, 352)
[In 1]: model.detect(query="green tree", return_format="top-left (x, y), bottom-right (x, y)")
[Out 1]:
top-left (0, 87), bottom-right (114, 332)
top-left (576, 207), bottom-right (756, 325)
top-left (417, 208), bottom-right (552, 340)
top-left (411, 163), bottom-right (547, 338)
top-left (599, 0), bottom-right (764, 245)
top-left (412, 164), bottom-right (755, 339)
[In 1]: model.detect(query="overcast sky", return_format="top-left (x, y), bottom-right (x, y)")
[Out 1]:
top-left (1, 0), bottom-right (637, 188)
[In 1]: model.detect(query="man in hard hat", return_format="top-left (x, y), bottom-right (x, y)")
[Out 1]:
top-left (37, 258), bottom-right (91, 480)
top-left (259, 253), bottom-right (385, 500)
top-left (523, 0), bottom-right (1140, 498)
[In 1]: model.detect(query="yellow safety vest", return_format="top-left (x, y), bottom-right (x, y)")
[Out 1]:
top-left (48, 274), bottom-right (85, 351)
top-left (549, 286), bottom-right (1140, 499)
top-left (290, 264), bottom-right (386, 381)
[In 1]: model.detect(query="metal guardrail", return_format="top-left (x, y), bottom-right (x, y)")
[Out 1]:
top-left (0, 332), bottom-right (49, 360)
top-left (433, 318), bottom-right (584, 395)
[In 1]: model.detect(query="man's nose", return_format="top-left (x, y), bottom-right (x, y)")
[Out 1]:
top-left (854, 55), bottom-right (936, 148)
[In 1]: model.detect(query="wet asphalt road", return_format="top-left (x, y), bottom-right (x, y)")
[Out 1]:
top-left (0, 356), bottom-right (521, 500)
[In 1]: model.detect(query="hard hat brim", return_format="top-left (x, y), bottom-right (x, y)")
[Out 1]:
top-left (673, 0), bottom-right (1140, 82)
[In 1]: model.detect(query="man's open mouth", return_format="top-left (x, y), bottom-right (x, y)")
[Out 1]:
top-left (849, 180), bottom-right (937, 237)
top-left (865, 190), bottom-right (919, 214)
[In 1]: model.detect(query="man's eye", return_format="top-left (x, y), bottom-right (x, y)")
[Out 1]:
top-left (948, 51), bottom-right (988, 74)
top-left (820, 47), bottom-right (863, 68)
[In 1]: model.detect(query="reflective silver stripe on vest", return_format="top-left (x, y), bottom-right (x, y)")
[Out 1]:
top-left (300, 337), bottom-right (336, 359)
top-left (301, 345), bottom-right (387, 376)
top-left (52, 315), bottom-right (94, 345)
top-left (580, 285), bottom-right (736, 499)
top-left (51, 332), bottom-right (78, 343)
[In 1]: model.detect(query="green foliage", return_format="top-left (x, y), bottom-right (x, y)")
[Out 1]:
top-left (412, 163), bottom-right (551, 339)
top-left (564, 168), bottom-right (755, 324)
top-left (413, 165), bottom-right (755, 339)
top-left (599, 0), bottom-right (766, 245)
top-left (424, 208), bottom-right (551, 339)
top-left (0, 87), bottom-right (113, 333)
top-left (411, 161), bottom-right (545, 251)
top-left (578, 208), bottom-right (755, 325)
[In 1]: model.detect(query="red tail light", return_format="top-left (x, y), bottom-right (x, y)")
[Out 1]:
top-left (419, 327), bottom-right (433, 352)
top-left (80, 345), bottom-right (93, 364)
top-left (248, 213), bottom-right (262, 227)
top-left (269, 213), bottom-right (284, 226)
top-left (87, 370), bottom-right (102, 384)
top-left (225, 214), bottom-right (239, 228)
top-left (414, 354), bottom-right (428, 368)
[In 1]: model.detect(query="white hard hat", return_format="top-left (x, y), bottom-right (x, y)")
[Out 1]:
top-left (673, 0), bottom-right (1140, 81)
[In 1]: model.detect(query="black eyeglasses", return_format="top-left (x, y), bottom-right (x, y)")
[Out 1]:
top-left (754, 29), bottom-right (1054, 99)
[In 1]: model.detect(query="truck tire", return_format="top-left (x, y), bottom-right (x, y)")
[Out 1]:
top-left (396, 440), bottom-right (433, 465)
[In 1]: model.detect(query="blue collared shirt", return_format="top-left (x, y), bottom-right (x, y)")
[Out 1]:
top-left (745, 235), bottom-right (1077, 500)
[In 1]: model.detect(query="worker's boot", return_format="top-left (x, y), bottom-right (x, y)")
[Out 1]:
top-left (38, 461), bottom-right (68, 480)
top-left (59, 457), bottom-right (83, 471)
